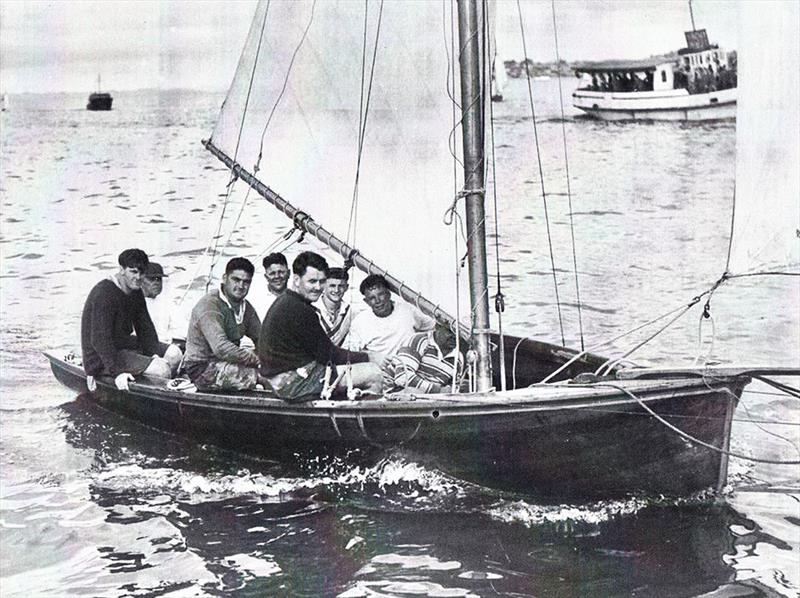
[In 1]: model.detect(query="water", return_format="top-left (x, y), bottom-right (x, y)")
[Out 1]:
top-left (1, 82), bottom-right (798, 596)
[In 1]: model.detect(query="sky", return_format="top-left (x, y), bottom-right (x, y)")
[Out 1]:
top-left (0, 0), bottom-right (741, 93)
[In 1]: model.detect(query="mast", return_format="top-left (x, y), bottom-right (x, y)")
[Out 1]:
top-left (688, 0), bottom-right (696, 31)
top-left (457, 0), bottom-right (493, 392)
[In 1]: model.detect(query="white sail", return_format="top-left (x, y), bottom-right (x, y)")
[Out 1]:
top-left (728, 0), bottom-right (800, 276)
top-left (211, 1), bottom-right (472, 317)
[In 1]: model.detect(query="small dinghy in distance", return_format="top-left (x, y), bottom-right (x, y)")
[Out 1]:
top-left (47, 0), bottom-right (799, 502)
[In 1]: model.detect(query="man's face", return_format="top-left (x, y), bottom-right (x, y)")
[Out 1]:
top-left (294, 266), bottom-right (326, 302)
top-left (363, 286), bottom-right (392, 317)
top-left (323, 277), bottom-right (348, 304)
top-left (221, 269), bottom-right (253, 304)
top-left (118, 265), bottom-right (143, 293)
top-left (141, 276), bottom-right (163, 299)
top-left (265, 263), bottom-right (289, 294)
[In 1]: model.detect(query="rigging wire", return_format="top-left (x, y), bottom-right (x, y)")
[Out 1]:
top-left (445, 0), bottom-right (464, 392)
top-left (206, 0), bottom-right (272, 292)
top-left (345, 0), bottom-right (384, 247)
top-left (515, 0), bottom-right (565, 347)
top-left (484, 0), bottom-right (507, 391)
top-left (550, 0), bottom-right (585, 351)
top-left (221, 0), bottom-right (318, 262)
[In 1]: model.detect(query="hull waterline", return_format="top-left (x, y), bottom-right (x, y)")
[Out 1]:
top-left (46, 351), bottom-right (744, 502)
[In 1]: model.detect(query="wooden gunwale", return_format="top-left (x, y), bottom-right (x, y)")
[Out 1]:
top-left (45, 351), bottom-right (739, 419)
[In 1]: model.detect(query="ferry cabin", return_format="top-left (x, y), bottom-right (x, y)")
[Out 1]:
top-left (571, 29), bottom-right (736, 121)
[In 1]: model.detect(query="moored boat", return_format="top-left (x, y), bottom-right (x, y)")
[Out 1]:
top-left (87, 75), bottom-right (113, 111)
top-left (572, 28), bottom-right (736, 121)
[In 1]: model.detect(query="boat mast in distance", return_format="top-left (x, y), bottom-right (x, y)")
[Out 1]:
top-left (457, 0), bottom-right (493, 392)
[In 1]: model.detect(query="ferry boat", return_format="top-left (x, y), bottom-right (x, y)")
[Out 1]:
top-left (572, 29), bottom-right (736, 122)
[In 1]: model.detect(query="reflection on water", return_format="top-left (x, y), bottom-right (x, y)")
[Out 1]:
top-left (1, 84), bottom-right (798, 596)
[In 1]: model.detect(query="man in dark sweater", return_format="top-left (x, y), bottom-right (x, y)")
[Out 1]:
top-left (258, 251), bottom-right (382, 401)
top-left (81, 248), bottom-right (172, 391)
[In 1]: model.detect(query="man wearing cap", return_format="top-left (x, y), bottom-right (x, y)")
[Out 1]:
top-left (141, 262), bottom-right (183, 374)
top-left (81, 248), bottom-right (173, 391)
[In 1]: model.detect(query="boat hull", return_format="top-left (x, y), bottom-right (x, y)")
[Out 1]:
top-left (572, 87), bottom-right (736, 121)
top-left (87, 93), bottom-right (113, 111)
top-left (47, 352), bottom-right (743, 501)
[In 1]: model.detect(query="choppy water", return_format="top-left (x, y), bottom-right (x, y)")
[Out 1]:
top-left (1, 82), bottom-right (798, 596)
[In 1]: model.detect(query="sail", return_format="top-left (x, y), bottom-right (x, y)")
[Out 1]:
top-left (210, 0), bottom-right (474, 318)
top-left (728, 0), bottom-right (800, 276)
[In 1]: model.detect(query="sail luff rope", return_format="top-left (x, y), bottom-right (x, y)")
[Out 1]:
top-left (206, 0), bottom-right (272, 293)
top-left (484, 0), bottom-right (507, 391)
top-left (598, 383), bottom-right (800, 465)
top-left (516, 0), bottom-right (566, 347)
top-left (551, 0), bottom-right (585, 351)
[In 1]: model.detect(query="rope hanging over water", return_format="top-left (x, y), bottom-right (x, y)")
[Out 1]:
top-left (598, 383), bottom-right (800, 466)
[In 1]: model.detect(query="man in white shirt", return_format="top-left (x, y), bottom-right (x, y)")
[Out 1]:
top-left (140, 261), bottom-right (183, 373)
top-left (249, 252), bottom-right (290, 320)
top-left (348, 274), bottom-right (435, 360)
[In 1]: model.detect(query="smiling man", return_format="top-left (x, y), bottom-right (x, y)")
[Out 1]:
top-left (183, 257), bottom-right (267, 391)
top-left (348, 274), bottom-right (435, 360)
top-left (258, 251), bottom-right (382, 401)
top-left (81, 248), bottom-right (172, 391)
top-left (316, 266), bottom-right (351, 345)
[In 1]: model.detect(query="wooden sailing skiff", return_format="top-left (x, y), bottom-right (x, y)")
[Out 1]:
top-left (48, 0), bottom-right (798, 501)
top-left (45, 337), bottom-right (748, 500)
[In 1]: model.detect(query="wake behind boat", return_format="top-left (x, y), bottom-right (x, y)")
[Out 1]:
top-left (572, 26), bottom-right (736, 121)
top-left (47, 0), bottom-right (798, 502)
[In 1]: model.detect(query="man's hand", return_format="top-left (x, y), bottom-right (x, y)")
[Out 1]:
top-left (114, 372), bottom-right (135, 390)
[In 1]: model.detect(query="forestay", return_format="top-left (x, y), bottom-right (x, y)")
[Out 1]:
top-left (728, 1), bottom-right (800, 276)
top-left (211, 0), bottom-right (474, 320)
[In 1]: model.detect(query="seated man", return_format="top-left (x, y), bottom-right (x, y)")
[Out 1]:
top-left (258, 251), bottom-right (382, 401)
top-left (348, 274), bottom-right (435, 360)
top-left (140, 261), bottom-right (183, 374)
top-left (81, 248), bottom-right (172, 391)
top-left (250, 252), bottom-right (290, 321)
top-left (183, 257), bottom-right (267, 392)
top-left (383, 324), bottom-right (464, 394)
top-left (317, 266), bottom-right (352, 346)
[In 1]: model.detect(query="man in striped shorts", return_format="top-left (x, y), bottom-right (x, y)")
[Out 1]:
top-left (382, 324), bottom-right (463, 394)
